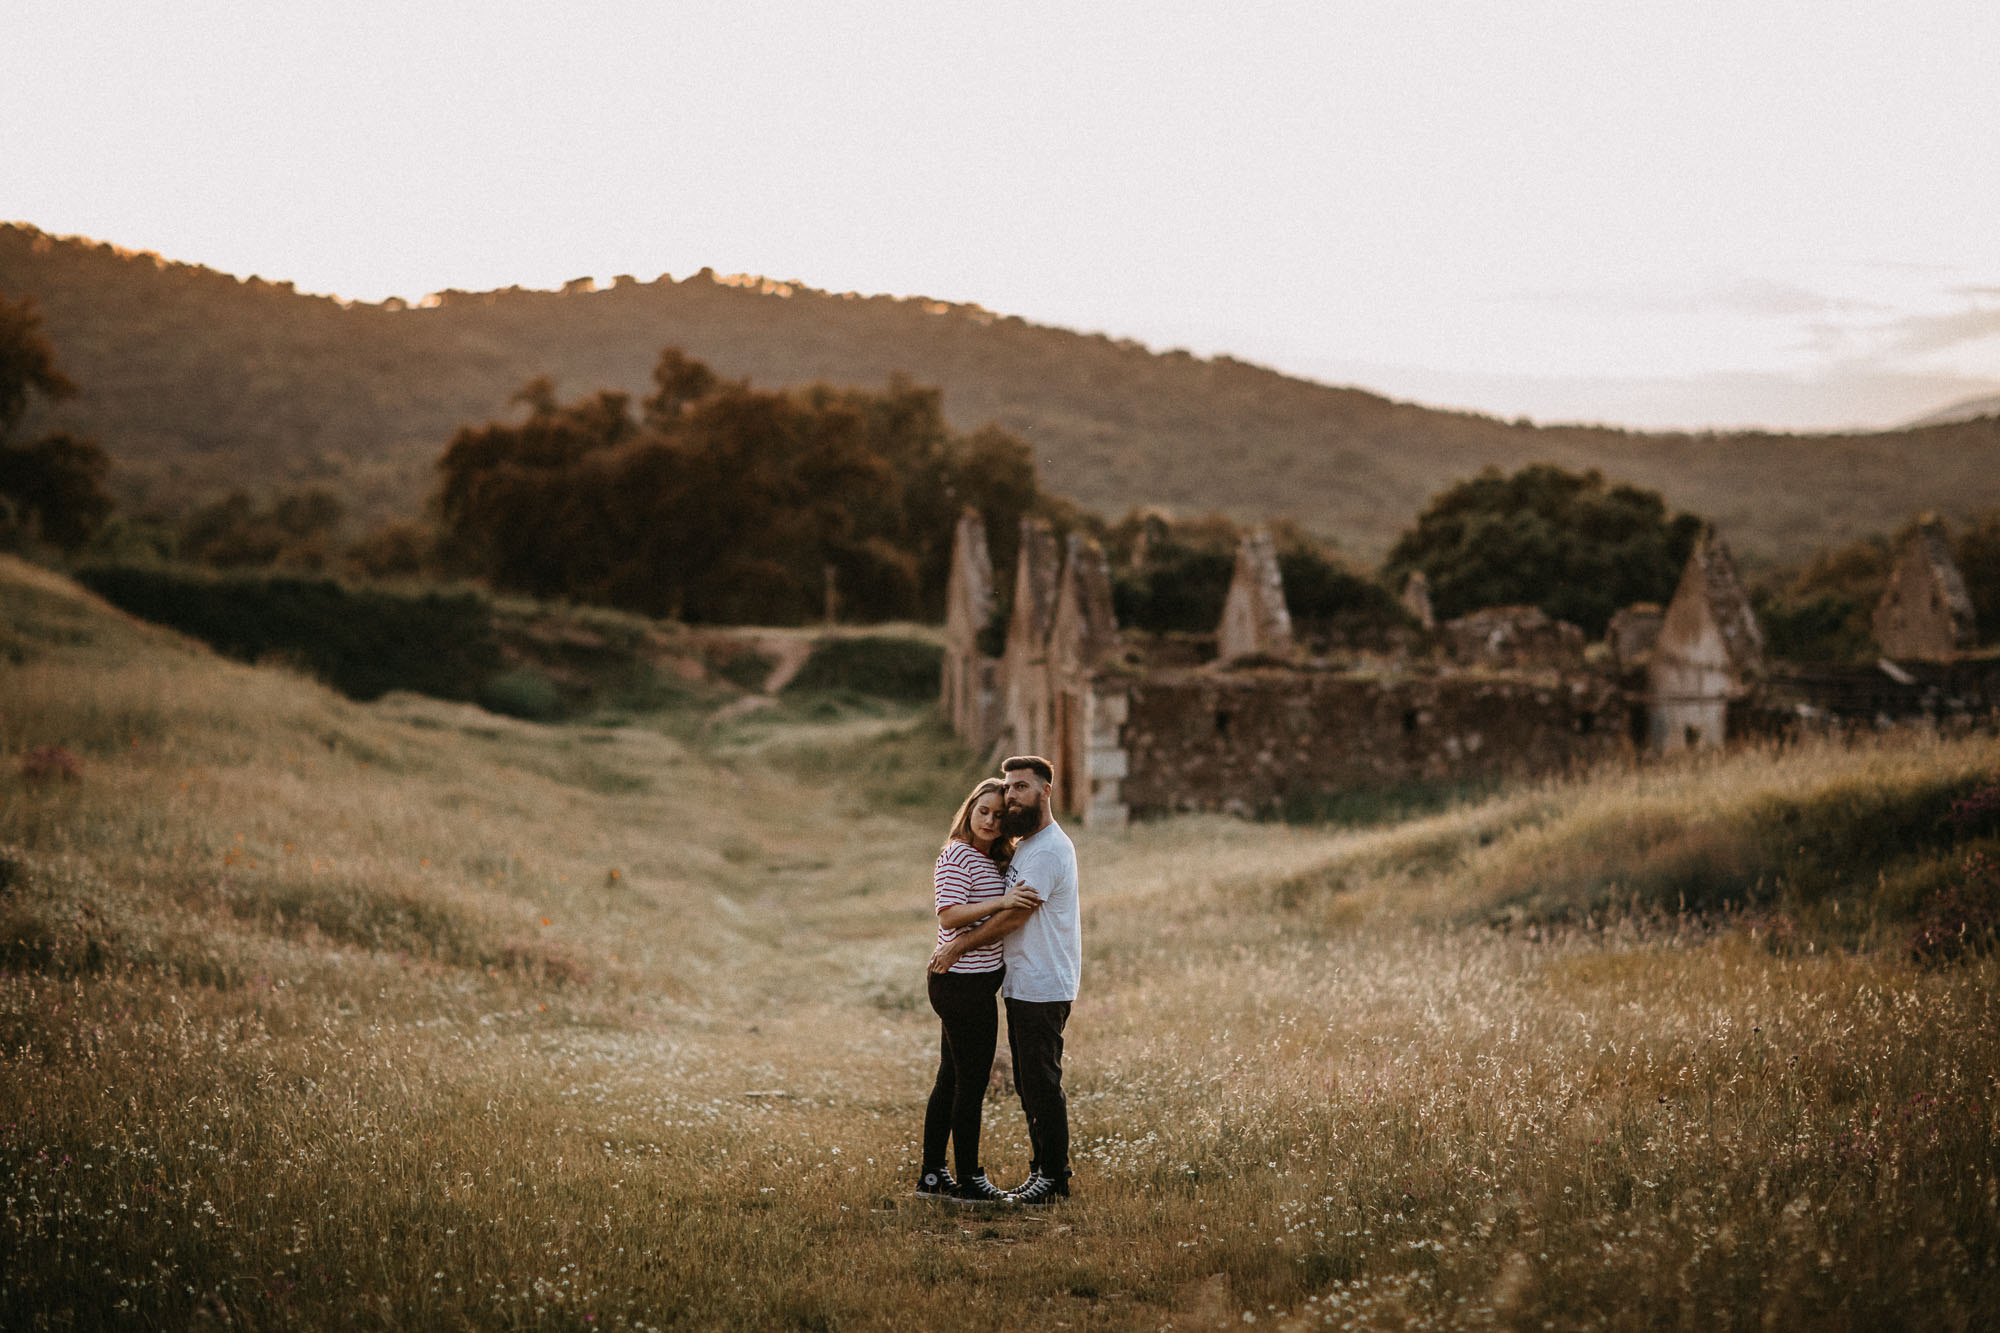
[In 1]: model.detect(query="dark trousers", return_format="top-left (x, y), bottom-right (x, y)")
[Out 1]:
top-left (1004, 996), bottom-right (1072, 1181)
top-left (923, 967), bottom-right (1003, 1179)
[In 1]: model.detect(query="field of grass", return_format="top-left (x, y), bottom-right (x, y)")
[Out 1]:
top-left (4, 552), bottom-right (1998, 1330)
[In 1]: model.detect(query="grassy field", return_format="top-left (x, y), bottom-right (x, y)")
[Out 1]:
top-left (3, 553), bottom-right (1998, 1330)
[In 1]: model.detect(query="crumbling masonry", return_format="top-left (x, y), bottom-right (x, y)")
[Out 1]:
top-left (942, 513), bottom-right (1628, 825)
top-left (939, 511), bottom-right (1998, 825)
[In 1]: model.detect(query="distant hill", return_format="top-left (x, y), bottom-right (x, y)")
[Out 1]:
top-left (6, 221), bottom-right (2000, 563)
top-left (1906, 392), bottom-right (2000, 429)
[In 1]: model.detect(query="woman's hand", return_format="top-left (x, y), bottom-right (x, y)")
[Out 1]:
top-left (996, 885), bottom-right (1044, 913)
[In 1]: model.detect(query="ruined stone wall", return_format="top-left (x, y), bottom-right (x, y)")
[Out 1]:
top-left (1115, 668), bottom-right (1629, 817)
top-left (941, 510), bottom-right (999, 745)
top-left (1438, 606), bottom-right (1585, 671)
top-left (1218, 528), bottom-right (1294, 663)
top-left (998, 520), bottom-right (1062, 758)
top-left (1874, 522), bottom-right (1977, 661)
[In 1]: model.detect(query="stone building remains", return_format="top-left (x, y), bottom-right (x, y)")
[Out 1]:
top-left (1646, 530), bottom-right (1765, 752)
top-left (941, 511), bottom-right (1629, 825)
top-left (1606, 604), bottom-right (1664, 673)
top-left (940, 510), bottom-right (999, 745)
top-left (939, 509), bottom-right (1995, 825)
top-left (1400, 572), bottom-right (1436, 630)
top-left (1438, 605), bottom-right (1586, 672)
top-left (1873, 519), bottom-right (1977, 661)
top-left (1217, 528), bottom-right (1293, 663)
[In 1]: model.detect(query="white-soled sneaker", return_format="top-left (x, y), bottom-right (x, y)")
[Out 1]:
top-left (916, 1167), bottom-right (958, 1199)
top-left (1006, 1171), bottom-right (1069, 1206)
top-left (951, 1170), bottom-right (1012, 1206)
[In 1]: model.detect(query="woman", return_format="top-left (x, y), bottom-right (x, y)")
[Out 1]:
top-left (918, 777), bottom-right (1041, 1203)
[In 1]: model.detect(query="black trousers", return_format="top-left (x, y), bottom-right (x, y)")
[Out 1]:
top-left (923, 967), bottom-right (1003, 1179)
top-left (1004, 996), bottom-right (1072, 1180)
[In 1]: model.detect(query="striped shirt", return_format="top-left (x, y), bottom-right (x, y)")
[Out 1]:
top-left (934, 840), bottom-right (1009, 974)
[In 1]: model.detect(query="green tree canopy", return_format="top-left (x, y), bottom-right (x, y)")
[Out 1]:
top-left (1384, 464), bottom-right (1703, 639)
top-left (1956, 510), bottom-right (2000, 646)
top-left (0, 292), bottom-right (111, 551)
top-left (433, 348), bottom-right (1044, 624)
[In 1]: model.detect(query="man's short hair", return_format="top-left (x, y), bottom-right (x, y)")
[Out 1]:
top-left (1001, 754), bottom-right (1054, 785)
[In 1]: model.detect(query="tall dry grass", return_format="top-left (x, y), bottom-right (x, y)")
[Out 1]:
top-left (3, 555), bottom-right (1997, 1329)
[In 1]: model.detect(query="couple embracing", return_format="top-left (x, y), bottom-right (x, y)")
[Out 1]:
top-left (918, 755), bottom-right (1079, 1207)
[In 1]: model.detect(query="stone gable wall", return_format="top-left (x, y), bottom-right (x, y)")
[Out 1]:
top-left (1874, 522), bottom-right (1977, 661)
top-left (941, 510), bottom-right (998, 745)
top-left (1217, 528), bottom-right (1294, 663)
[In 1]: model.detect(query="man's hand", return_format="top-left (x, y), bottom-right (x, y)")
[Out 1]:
top-left (996, 884), bottom-right (1044, 913)
top-left (928, 940), bottom-right (966, 974)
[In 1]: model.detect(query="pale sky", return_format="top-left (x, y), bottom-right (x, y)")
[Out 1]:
top-left (8, 0), bottom-right (2000, 431)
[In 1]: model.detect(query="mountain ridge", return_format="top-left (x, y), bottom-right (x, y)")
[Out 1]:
top-left (1907, 391), bottom-right (2000, 430)
top-left (6, 221), bottom-right (2000, 563)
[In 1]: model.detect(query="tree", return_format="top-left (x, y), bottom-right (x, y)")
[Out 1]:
top-left (1957, 510), bottom-right (2000, 646)
top-left (0, 293), bottom-right (112, 551)
top-left (1108, 511), bottom-right (1238, 633)
top-left (431, 347), bottom-right (1048, 625)
top-left (178, 487), bottom-right (346, 570)
top-left (1270, 522), bottom-right (1413, 642)
top-left (0, 433), bottom-right (112, 549)
top-left (1384, 464), bottom-right (1703, 638)
top-left (1749, 534), bottom-right (1890, 662)
top-left (0, 294), bottom-right (77, 433)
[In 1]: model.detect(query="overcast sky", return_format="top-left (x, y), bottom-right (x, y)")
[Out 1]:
top-left (8, 0), bottom-right (1999, 431)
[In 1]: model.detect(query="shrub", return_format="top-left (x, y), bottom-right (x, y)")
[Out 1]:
top-left (781, 635), bottom-right (942, 700)
top-left (711, 646), bottom-right (777, 692)
top-left (1909, 852), bottom-right (2000, 965)
top-left (1113, 546), bottom-right (1234, 633)
top-left (1950, 781), bottom-right (2000, 837)
top-left (20, 745), bottom-right (80, 781)
top-left (477, 669), bottom-right (566, 721)
top-left (75, 565), bottom-right (500, 701)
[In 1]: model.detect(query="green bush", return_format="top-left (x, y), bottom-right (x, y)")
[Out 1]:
top-left (75, 564), bottom-right (500, 702)
top-left (712, 646), bottom-right (777, 691)
top-left (1755, 590), bottom-right (1872, 663)
top-left (1113, 546), bottom-right (1233, 633)
top-left (477, 669), bottom-right (565, 721)
top-left (781, 635), bottom-right (942, 700)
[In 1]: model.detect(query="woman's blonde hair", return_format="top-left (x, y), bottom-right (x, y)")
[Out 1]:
top-left (943, 777), bottom-right (1013, 865)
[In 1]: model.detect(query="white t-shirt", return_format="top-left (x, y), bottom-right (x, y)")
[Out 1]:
top-left (1002, 820), bottom-right (1081, 1002)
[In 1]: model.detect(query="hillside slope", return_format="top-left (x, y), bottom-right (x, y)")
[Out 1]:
top-left (7, 222), bottom-right (2000, 561)
top-left (7, 554), bottom-right (2000, 1328)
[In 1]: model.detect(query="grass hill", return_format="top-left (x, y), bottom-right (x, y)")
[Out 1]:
top-left (5, 554), bottom-right (1998, 1327)
top-left (7, 222), bottom-right (2000, 563)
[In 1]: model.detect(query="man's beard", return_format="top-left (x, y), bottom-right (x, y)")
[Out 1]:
top-left (1001, 794), bottom-right (1044, 835)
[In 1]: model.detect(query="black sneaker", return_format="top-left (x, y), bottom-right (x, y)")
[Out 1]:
top-left (916, 1166), bottom-right (957, 1199)
top-left (1007, 1171), bottom-right (1069, 1206)
top-left (951, 1170), bottom-right (1012, 1206)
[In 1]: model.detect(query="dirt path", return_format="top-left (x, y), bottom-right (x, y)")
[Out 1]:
top-left (755, 635), bottom-right (816, 694)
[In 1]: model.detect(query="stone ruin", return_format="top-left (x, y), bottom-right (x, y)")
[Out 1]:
top-left (1873, 518), bottom-right (1977, 661)
top-left (940, 510), bottom-right (998, 744)
top-left (1400, 571), bottom-right (1436, 630)
top-left (1438, 606), bottom-right (1586, 672)
top-left (1217, 528), bottom-right (1293, 663)
top-left (1647, 530), bottom-right (1765, 752)
top-left (938, 509), bottom-right (1998, 823)
top-left (940, 510), bottom-right (1628, 824)
top-left (1606, 604), bottom-right (1664, 673)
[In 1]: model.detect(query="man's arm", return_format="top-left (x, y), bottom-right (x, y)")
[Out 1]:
top-left (928, 904), bottom-right (1034, 973)
top-left (937, 884), bottom-right (1041, 929)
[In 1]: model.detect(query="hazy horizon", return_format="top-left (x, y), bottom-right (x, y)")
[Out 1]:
top-left (9, 1), bottom-right (1999, 434)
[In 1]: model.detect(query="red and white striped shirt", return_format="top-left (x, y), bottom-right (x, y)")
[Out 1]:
top-left (934, 840), bottom-right (1008, 973)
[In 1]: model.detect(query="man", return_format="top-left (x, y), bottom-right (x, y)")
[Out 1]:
top-left (929, 754), bottom-right (1079, 1204)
